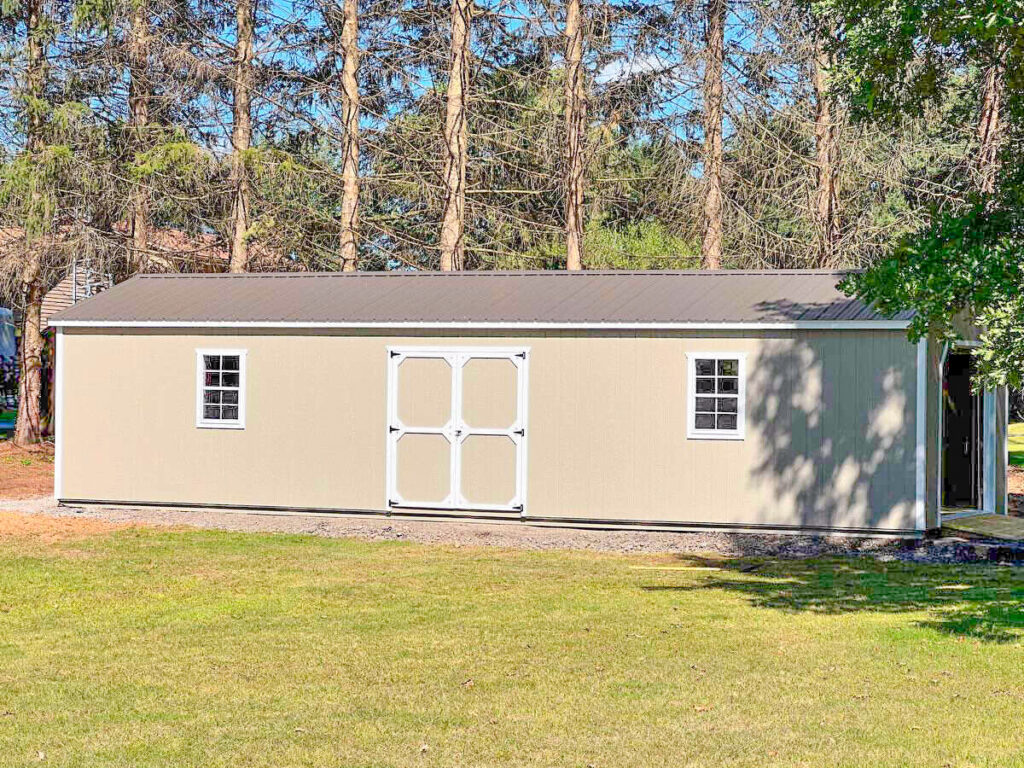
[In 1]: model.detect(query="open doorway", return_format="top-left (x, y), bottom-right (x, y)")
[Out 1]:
top-left (942, 352), bottom-right (983, 510)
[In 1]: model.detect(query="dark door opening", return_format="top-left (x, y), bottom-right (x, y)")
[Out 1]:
top-left (942, 352), bottom-right (983, 509)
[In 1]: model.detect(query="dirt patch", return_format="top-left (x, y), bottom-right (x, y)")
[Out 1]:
top-left (1009, 467), bottom-right (1024, 495)
top-left (1009, 468), bottom-right (1023, 517)
top-left (0, 511), bottom-right (132, 543)
top-left (0, 441), bottom-right (54, 500)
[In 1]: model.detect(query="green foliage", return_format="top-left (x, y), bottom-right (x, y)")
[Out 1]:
top-left (823, 0), bottom-right (1024, 385)
top-left (133, 138), bottom-right (215, 181)
top-left (843, 200), bottom-right (1024, 388)
top-left (582, 216), bottom-right (700, 269)
top-left (814, 0), bottom-right (1021, 119)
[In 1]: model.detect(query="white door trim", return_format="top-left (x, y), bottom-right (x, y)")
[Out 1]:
top-left (386, 346), bottom-right (529, 514)
top-left (915, 338), bottom-right (926, 530)
top-left (937, 342), bottom-right (1001, 517)
top-left (982, 389), bottom-right (997, 514)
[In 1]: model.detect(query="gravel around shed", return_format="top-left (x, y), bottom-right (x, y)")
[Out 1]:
top-left (3, 497), bottom-right (1023, 564)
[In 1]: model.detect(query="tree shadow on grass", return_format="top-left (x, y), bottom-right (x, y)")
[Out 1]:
top-left (643, 557), bottom-right (1024, 643)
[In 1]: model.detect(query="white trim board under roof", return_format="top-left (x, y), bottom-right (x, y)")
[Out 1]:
top-left (49, 269), bottom-right (914, 330)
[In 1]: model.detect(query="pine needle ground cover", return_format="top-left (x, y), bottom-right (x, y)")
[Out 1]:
top-left (1, 525), bottom-right (1023, 767)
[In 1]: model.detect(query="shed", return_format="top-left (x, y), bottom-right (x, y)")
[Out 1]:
top-left (49, 270), bottom-right (1010, 536)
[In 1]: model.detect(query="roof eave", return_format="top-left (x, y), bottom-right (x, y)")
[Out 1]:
top-left (49, 319), bottom-right (913, 330)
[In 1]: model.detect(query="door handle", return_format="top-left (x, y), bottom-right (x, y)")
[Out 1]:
top-left (963, 437), bottom-right (970, 456)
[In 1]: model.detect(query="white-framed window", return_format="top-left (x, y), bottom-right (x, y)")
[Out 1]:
top-left (686, 352), bottom-right (746, 440)
top-left (196, 349), bottom-right (246, 429)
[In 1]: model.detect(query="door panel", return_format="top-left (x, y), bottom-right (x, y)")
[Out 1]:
top-left (387, 348), bottom-right (528, 512)
top-left (397, 356), bottom-right (452, 428)
top-left (459, 434), bottom-right (518, 506)
top-left (461, 357), bottom-right (518, 430)
top-left (396, 433), bottom-right (451, 503)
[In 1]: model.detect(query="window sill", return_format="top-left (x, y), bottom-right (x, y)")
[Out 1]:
top-left (686, 431), bottom-right (745, 441)
top-left (196, 421), bottom-right (246, 430)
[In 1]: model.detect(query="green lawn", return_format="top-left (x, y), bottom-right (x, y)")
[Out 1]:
top-left (2, 528), bottom-right (1024, 767)
top-left (1010, 421), bottom-right (1024, 467)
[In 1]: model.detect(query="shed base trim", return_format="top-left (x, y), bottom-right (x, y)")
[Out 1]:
top-left (57, 498), bottom-right (924, 539)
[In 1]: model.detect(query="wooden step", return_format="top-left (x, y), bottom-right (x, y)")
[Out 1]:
top-left (941, 514), bottom-right (1024, 542)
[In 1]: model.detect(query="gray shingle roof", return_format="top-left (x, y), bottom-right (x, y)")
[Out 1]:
top-left (49, 270), bottom-right (912, 326)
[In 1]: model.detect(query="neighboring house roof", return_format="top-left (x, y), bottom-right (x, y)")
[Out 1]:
top-left (0, 308), bottom-right (14, 357)
top-left (40, 267), bottom-right (115, 328)
top-left (41, 273), bottom-right (76, 328)
top-left (0, 225), bottom-right (290, 328)
top-left (50, 270), bottom-right (913, 328)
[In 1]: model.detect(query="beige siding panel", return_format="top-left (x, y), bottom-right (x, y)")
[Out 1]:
top-left (397, 357), bottom-right (452, 428)
top-left (460, 434), bottom-right (517, 506)
top-left (461, 357), bottom-right (517, 429)
top-left (62, 330), bottom-right (388, 510)
top-left (396, 433), bottom-right (451, 503)
top-left (61, 328), bottom-right (920, 530)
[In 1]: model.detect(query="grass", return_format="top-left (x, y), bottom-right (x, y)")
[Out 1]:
top-left (1010, 421), bottom-right (1024, 467)
top-left (1, 528), bottom-right (1024, 767)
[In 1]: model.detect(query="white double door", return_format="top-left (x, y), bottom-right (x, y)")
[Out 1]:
top-left (386, 347), bottom-right (528, 513)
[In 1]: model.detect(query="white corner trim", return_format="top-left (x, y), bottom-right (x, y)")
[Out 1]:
top-left (49, 319), bottom-right (912, 331)
top-left (935, 342), bottom-right (949, 517)
top-left (915, 338), bottom-right (927, 531)
top-left (685, 352), bottom-right (747, 441)
top-left (195, 348), bottom-right (247, 430)
top-left (54, 327), bottom-right (65, 500)
top-left (983, 389), bottom-right (997, 514)
top-left (1005, 388), bottom-right (1011, 517)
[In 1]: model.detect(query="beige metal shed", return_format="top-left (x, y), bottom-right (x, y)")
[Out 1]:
top-left (49, 270), bottom-right (1010, 536)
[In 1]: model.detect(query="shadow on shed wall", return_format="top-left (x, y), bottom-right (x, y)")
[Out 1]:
top-left (744, 329), bottom-right (917, 530)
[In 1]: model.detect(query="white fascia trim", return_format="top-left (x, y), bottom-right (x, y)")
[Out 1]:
top-left (50, 319), bottom-right (912, 331)
top-left (915, 338), bottom-right (927, 530)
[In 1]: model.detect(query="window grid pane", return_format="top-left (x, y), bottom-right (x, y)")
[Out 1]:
top-left (201, 354), bottom-right (242, 423)
top-left (693, 357), bottom-right (740, 433)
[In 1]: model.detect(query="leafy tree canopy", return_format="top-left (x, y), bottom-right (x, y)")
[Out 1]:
top-left (821, 0), bottom-right (1024, 387)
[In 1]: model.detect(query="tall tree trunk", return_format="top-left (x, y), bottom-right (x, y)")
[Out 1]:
top-left (14, 0), bottom-right (46, 446)
top-left (439, 0), bottom-right (470, 271)
top-left (700, 0), bottom-right (725, 270)
top-left (128, 0), bottom-right (151, 272)
top-left (976, 62), bottom-right (1004, 196)
top-left (228, 0), bottom-right (255, 273)
top-left (338, 0), bottom-right (360, 271)
top-left (812, 36), bottom-right (840, 267)
top-left (563, 0), bottom-right (586, 271)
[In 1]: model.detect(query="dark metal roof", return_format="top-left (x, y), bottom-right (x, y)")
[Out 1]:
top-left (49, 270), bottom-right (912, 326)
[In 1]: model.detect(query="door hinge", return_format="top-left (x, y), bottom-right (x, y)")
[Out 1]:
top-left (389, 425), bottom-right (400, 433)
top-left (514, 428), bottom-right (525, 436)
top-left (516, 351), bottom-right (527, 359)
